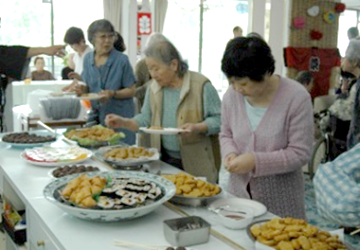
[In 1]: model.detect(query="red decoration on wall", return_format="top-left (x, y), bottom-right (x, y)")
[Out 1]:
top-left (293, 17), bottom-right (306, 29)
top-left (335, 3), bottom-right (346, 13)
top-left (310, 30), bottom-right (323, 40)
top-left (137, 12), bottom-right (152, 36)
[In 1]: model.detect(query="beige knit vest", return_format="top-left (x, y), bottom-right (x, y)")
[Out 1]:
top-left (147, 71), bottom-right (220, 183)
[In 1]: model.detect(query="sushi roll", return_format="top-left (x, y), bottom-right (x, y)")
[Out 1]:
top-left (147, 187), bottom-right (162, 199)
top-left (116, 189), bottom-right (132, 198)
top-left (120, 197), bottom-right (137, 206)
top-left (97, 196), bottom-right (115, 209)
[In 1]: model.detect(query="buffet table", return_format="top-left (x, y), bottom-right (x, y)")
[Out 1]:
top-left (0, 136), bottom-right (274, 250)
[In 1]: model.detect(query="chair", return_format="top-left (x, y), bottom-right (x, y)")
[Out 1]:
top-left (308, 95), bottom-right (337, 179)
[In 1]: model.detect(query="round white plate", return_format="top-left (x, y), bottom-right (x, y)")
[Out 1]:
top-left (0, 131), bottom-right (57, 148)
top-left (95, 145), bottom-right (160, 167)
top-left (208, 198), bottom-right (267, 217)
top-left (21, 147), bottom-right (92, 167)
top-left (75, 94), bottom-right (102, 100)
top-left (139, 127), bottom-right (190, 135)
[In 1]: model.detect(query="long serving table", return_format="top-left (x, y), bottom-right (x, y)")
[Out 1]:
top-left (0, 136), bottom-right (275, 250)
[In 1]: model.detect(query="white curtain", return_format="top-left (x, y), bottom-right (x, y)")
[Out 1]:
top-left (152, 0), bottom-right (168, 33)
top-left (103, 0), bottom-right (123, 34)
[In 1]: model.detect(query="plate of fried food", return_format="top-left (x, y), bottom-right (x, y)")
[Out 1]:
top-left (161, 172), bottom-right (222, 207)
top-left (139, 126), bottom-right (190, 135)
top-left (247, 217), bottom-right (348, 250)
top-left (95, 145), bottom-right (160, 168)
top-left (63, 125), bottom-right (125, 148)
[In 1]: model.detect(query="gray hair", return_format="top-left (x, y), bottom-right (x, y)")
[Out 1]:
top-left (145, 41), bottom-right (188, 77)
top-left (345, 40), bottom-right (360, 66)
top-left (87, 19), bottom-right (115, 45)
top-left (145, 32), bottom-right (169, 48)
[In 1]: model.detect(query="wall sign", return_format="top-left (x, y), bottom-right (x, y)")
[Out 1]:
top-left (137, 12), bottom-right (152, 36)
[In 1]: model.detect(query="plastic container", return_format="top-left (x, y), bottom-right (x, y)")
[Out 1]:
top-left (163, 216), bottom-right (210, 246)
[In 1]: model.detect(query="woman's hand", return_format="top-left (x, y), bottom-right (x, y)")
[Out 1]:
top-left (68, 72), bottom-right (82, 81)
top-left (224, 152), bottom-right (237, 168)
top-left (62, 80), bottom-right (78, 92)
top-left (105, 114), bottom-right (125, 128)
top-left (225, 153), bottom-right (255, 174)
top-left (74, 84), bottom-right (88, 96)
top-left (180, 123), bottom-right (207, 137)
top-left (98, 90), bottom-right (115, 102)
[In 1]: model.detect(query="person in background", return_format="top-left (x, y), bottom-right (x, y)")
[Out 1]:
top-left (105, 41), bottom-right (221, 183)
top-left (347, 27), bottom-right (360, 41)
top-left (64, 27), bottom-right (92, 76)
top-left (0, 44), bottom-right (65, 131)
top-left (75, 19), bottom-right (137, 145)
top-left (342, 40), bottom-right (360, 149)
top-left (0, 45), bottom-right (65, 80)
top-left (220, 36), bottom-right (313, 218)
top-left (295, 70), bottom-right (314, 93)
top-left (113, 32), bottom-right (126, 52)
top-left (135, 33), bottom-right (170, 108)
top-left (233, 26), bottom-right (243, 38)
top-left (61, 53), bottom-right (75, 80)
top-left (31, 56), bottom-right (55, 81)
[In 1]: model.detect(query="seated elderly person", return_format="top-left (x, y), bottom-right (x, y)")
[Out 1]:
top-left (73, 19), bottom-right (137, 145)
top-left (105, 41), bottom-right (221, 183)
top-left (31, 56), bottom-right (55, 81)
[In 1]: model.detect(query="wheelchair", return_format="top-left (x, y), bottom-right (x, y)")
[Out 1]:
top-left (308, 111), bottom-right (350, 179)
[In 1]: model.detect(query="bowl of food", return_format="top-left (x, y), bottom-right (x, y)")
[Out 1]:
top-left (63, 125), bottom-right (125, 148)
top-left (44, 171), bottom-right (176, 222)
top-left (95, 145), bottom-right (160, 169)
top-left (162, 173), bottom-right (222, 207)
top-left (163, 216), bottom-right (211, 246)
top-left (217, 206), bottom-right (253, 230)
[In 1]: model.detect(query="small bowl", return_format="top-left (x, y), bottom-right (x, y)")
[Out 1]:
top-left (217, 206), bottom-right (254, 230)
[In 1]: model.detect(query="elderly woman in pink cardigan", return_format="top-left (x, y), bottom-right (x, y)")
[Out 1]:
top-left (220, 36), bottom-right (314, 219)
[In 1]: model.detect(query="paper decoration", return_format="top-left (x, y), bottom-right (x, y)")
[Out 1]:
top-left (293, 17), bottom-right (306, 29)
top-left (307, 5), bottom-right (320, 17)
top-left (137, 12), bottom-right (152, 36)
top-left (335, 3), bottom-right (346, 13)
top-left (323, 11), bottom-right (336, 24)
top-left (310, 30), bottom-right (323, 40)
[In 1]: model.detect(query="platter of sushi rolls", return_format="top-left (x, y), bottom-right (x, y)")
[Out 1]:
top-left (44, 171), bottom-right (176, 222)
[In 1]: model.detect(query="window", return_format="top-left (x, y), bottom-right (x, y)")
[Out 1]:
top-left (0, 0), bottom-right (103, 79)
top-left (163, 0), bottom-right (249, 98)
top-left (337, 9), bottom-right (358, 57)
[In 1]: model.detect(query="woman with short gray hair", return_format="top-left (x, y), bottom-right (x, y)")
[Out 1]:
top-left (105, 41), bottom-right (222, 182)
top-left (344, 39), bottom-right (360, 149)
top-left (75, 19), bottom-right (137, 145)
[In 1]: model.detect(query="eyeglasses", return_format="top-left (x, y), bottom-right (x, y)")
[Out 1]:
top-left (95, 32), bottom-right (115, 41)
top-left (341, 69), bottom-right (356, 80)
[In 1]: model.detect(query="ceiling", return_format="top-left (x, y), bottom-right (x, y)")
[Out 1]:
top-left (342, 0), bottom-right (360, 10)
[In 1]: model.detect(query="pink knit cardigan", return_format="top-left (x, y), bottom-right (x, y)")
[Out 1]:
top-left (220, 76), bottom-right (314, 219)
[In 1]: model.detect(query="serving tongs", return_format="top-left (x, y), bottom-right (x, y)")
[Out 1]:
top-left (37, 121), bottom-right (76, 145)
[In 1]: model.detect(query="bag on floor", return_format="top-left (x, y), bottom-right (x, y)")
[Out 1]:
top-left (314, 143), bottom-right (360, 227)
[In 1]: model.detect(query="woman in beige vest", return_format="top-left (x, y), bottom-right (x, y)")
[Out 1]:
top-left (105, 41), bottom-right (221, 183)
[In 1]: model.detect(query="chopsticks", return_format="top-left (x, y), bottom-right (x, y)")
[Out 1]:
top-left (350, 228), bottom-right (360, 236)
top-left (36, 121), bottom-right (76, 145)
top-left (113, 240), bottom-right (166, 249)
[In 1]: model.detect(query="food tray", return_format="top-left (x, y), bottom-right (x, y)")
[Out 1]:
top-left (95, 145), bottom-right (160, 168)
